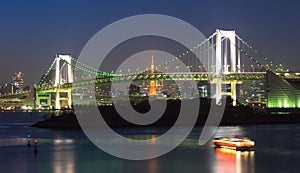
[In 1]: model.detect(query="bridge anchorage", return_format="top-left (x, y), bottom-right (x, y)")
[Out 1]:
top-left (30, 29), bottom-right (296, 110)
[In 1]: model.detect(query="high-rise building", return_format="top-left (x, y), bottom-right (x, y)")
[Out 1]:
top-left (0, 83), bottom-right (11, 95)
top-left (0, 83), bottom-right (4, 94)
top-left (11, 72), bottom-right (24, 93)
top-left (250, 80), bottom-right (265, 103)
top-left (197, 81), bottom-right (211, 98)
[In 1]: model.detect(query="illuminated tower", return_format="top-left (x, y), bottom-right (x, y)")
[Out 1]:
top-left (148, 56), bottom-right (157, 96)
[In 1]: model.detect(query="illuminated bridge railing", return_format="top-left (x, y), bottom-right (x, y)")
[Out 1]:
top-left (35, 72), bottom-right (267, 92)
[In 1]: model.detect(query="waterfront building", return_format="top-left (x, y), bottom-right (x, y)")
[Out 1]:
top-left (267, 71), bottom-right (300, 108)
top-left (11, 72), bottom-right (24, 93)
top-left (250, 80), bottom-right (266, 103)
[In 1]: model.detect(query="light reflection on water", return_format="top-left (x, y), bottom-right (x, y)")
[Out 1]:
top-left (148, 158), bottom-right (157, 173)
top-left (53, 139), bottom-right (75, 173)
top-left (0, 138), bottom-right (28, 147)
top-left (214, 148), bottom-right (255, 173)
top-left (213, 126), bottom-right (245, 137)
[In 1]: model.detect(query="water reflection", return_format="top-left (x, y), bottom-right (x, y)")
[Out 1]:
top-left (53, 139), bottom-right (74, 145)
top-left (52, 139), bottom-right (75, 173)
top-left (126, 135), bottom-right (157, 143)
top-left (214, 126), bottom-right (245, 137)
top-left (148, 159), bottom-right (158, 173)
top-left (215, 148), bottom-right (255, 173)
top-left (0, 138), bottom-right (27, 147)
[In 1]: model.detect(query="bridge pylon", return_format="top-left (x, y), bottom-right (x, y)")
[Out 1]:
top-left (215, 29), bottom-right (240, 73)
top-left (35, 54), bottom-right (74, 109)
top-left (215, 29), bottom-right (241, 106)
top-left (54, 54), bottom-right (73, 86)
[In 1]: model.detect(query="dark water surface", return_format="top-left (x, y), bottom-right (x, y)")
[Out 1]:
top-left (0, 111), bottom-right (300, 173)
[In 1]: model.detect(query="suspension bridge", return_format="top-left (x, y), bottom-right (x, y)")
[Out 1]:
top-left (1, 29), bottom-right (299, 109)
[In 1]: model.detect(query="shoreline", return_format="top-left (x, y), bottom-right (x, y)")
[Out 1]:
top-left (31, 100), bottom-right (300, 129)
top-left (31, 115), bottom-right (300, 129)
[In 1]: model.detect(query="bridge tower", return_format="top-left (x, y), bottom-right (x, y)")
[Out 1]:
top-left (215, 29), bottom-right (240, 106)
top-left (54, 54), bottom-right (73, 86)
top-left (35, 54), bottom-right (74, 109)
top-left (148, 56), bottom-right (157, 96)
top-left (54, 54), bottom-right (73, 109)
top-left (216, 29), bottom-right (240, 73)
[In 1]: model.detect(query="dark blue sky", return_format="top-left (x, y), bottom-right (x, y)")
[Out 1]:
top-left (1, 0), bottom-right (300, 85)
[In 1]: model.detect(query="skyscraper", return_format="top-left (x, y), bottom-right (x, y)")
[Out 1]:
top-left (250, 80), bottom-right (265, 103)
top-left (11, 72), bottom-right (24, 93)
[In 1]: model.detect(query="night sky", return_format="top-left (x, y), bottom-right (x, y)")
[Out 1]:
top-left (0, 0), bottom-right (300, 85)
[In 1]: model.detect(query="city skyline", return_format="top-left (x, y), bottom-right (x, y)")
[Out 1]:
top-left (1, 0), bottom-right (300, 85)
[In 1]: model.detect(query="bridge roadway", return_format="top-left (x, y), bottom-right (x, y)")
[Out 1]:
top-left (35, 72), bottom-right (267, 92)
top-left (2, 71), bottom-right (300, 97)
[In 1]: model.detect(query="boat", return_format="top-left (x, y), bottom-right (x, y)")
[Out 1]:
top-left (213, 136), bottom-right (255, 150)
